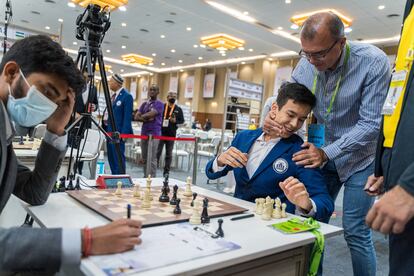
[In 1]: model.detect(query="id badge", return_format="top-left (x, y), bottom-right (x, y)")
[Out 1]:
top-left (162, 119), bottom-right (169, 127)
top-left (308, 124), bottom-right (325, 148)
top-left (382, 70), bottom-right (407, 115)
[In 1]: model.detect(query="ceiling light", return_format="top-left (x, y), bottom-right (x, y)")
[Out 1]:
top-left (95, 64), bottom-right (112, 71)
top-left (58, 18), bottom-right (64, 22)
top-left (290, 24), bottom-right (299, 30)
top-left (149, 62), bottom-right (154, 66)
top-left (285, 0), bottom-right (291, 3)
top-left (106, 49), bottom-right (111, 53)
top-left (70, 0), bottom-right (128, 11)
top-left (243, 11), bottom-right (249, 15)
top-left (198, 56), bottom-right (203, 60)
top-left (150, 73), bottom-right (153, 76)
top-left (378, 5), bottom-right (385, 10)
top-left (161, 63), bottom-right (166, 66)
top-left (360, 35), bottom-right (400, 44)
top-left (270, 50), bottom-right (298, 57)
top-left (193, 44), bottom-right (198, 48)
top-left (137, 74), bottom-right (141, 77)
top-left (291, 9), bottom-right (352, 28)
top-left (200, 33), bottom-right (245, 51)
top-left (119, 5), bottom-right (127, 11)
top-left (152, 53), bottom-right (157, 56)
top-left (345, 27), bottom-right (352, 33)
top-left (120, 69), bottom-right (124, 72)
top-left (180, 69), bottom-right (184, 72)
top-left (241, 61), bottom-right (246, 64)
top-left (221, 53), bottom-right (226, 56)
top-left (45, 26), bottom-right (50, 30)
top-left (121, 45), bottom-right (126, 49)
top-left (67, 2), bottom-right (76, 8)
top-left (186, 27), bottom-right (192, 31)
top-left (205, 1), bottom-right (257, 23)
top-left (122, 53), bottom-right (153, 65)
top-left (238, 47), bottom-right (244, 50)
top-left (73, 41), bottom-right (78, 45)
top-left (199, 44), bottom-right (206, 48)
top-left (160, 34), bottom-right (166, 38)
top-left (171, 49), bottom-right (176, 53)
top-left (267, 58), bottom-right (273, 61)
top-left (248, 48), bottom-right (253, 52)
top-left (121, 22), bottom-right (127, 27)
top-left (277, 26), bottom-right (283, 30)
top-left (178, 60), bottom-right (183, 63)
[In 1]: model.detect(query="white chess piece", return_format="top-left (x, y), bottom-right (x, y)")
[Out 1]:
top-left (272, 197), bottom-right (282, 219)
top-left (256, 198), bottom-right (265, 215)
top-left (255, 199), bottom-right (260, 214)
top-left (146, 175), bottom-right (153, 200)
top-left (189, 200), bottom-right (202, 225)
top-left (142, 188), bottom-right (152, 208)
top-left (114, 181), bottom-right (122, 196)
top-left (184, 176), bottom-right (193, 197)
top-left (261, 200), bottom-right (273, 220)
top-left (133, 183), bottom-right (140, 198)
top-left (281, 203), bottom-right (287, 218)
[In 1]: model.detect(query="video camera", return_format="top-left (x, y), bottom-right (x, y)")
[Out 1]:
top-left (75, 4), bottom-right (111, 48)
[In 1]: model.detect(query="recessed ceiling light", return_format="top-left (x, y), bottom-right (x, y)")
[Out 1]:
top-left (121, 45), bottom-right (126, 49)
top-left (152, 53), bottom-right (157, 56)
top-left (73, 41), bottom-right (78, 45)
top-left (106, 49), bottom-right (111, 53)
top-left (149, 62), bottom-right (154, 66)
top-left (290, 24), bottom-right (299, 30)
top-left (248, 48), bottom-right (253, 52)
top-left (378, 5), bottom-right (385, 10)
top-left (138, 74), bottom-right (141, 77)
top-left (171, 49), bottom-right (176, 53)
top-left (198, 56), bottom-right (203, 60)
top-left (120, 69), bottom-right (124, 72)
top-left (180, 69), bottom-right (184, 72)
top-left (268, 58), bottom-right (273, 61)
top-left (160, 34), bottom-right (166, 38)
top-left (150, 73), bottom-right (154, 76)
top-left (121, 22), bottom-right (127, 27)
top-left (161, 62), bottom-right (166, 66)
top-left (221, 53), bottom-right (226, 56)
top-left (285, 0), bottom-right (291, 3)
top-left (186, 27), bottom-right (192, 31)
top-left (345, 27), bottom-right (353, 33)
top-left (193, 44), bottom-right (198, 48)
top-left (199, 44), bottom-right (206, 48)
top-left (119, 6), bottom-right (127, 11)
top-left (243, 11), bottom-right (249, 15)
top-left (238, 47), bottom-right (245, 50)
top-left (277, 26), bottom-right (283, 30)
top-left (67, 2), bottom-right (75, 8)
top-left (178, 60), bottom-right (183, 63)
top-left (241, 61), bottom-right (246, 64)
top-left (45, 26), bottom-right (50, 30)
top-left (58, 18), bottom-right (63, 22)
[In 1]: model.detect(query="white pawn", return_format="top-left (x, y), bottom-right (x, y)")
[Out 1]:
top-left (133, 183), bottom-right (140, 198)
top-left (142, 188), bottom-right (152, 208)
top-left (272, 197), bottom-right (282, 219)
top-left (184, 176), bottom-right (193, 197)
top-left (189, 200), bottom-right (202, 225)
top-left (255, 199), bottom-right (260, 214)
top-left (281, 203), bottom-right (287, 218)
top-left (256, 198), bottom-right (265, 215)
top-left (114, 181), bottom-right (122, 196)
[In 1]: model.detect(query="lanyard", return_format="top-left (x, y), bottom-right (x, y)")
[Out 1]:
top-left (163, 103), bottom-right (175, 119)
top-left (312, 43), bottom-right (350, 117)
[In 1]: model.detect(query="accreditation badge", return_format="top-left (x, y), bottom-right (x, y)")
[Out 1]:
top-left (382, 70), bottom-right (407, 115)
top-left (162, 119), bottom-right (169, 127)
top-left (308, 124), bottom-right (325, 148)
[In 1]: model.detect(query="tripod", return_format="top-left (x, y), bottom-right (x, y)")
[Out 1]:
top-left (3, 0), bottom-right (12, 55)
top-left (65, 7), bottom-right (125, 181)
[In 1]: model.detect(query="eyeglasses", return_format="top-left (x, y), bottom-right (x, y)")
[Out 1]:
top-left (299, 40), bottom-right (339, 61)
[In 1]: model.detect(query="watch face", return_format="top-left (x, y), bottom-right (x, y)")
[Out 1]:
top-left (104, 177), bottom-right (133, 188)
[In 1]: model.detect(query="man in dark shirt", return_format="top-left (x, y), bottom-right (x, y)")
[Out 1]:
top-left (156, 91), bottom-right (184, 177)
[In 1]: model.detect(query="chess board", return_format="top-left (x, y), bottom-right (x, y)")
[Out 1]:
top-left (13, 142), bottom-right (36, 149)
top-left (67, 188), bottom-right (247, 228)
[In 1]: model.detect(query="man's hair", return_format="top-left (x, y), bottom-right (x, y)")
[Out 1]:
top-left (0, 35), bottom-right (85, 94)
top-left (301, 12), bottom-right (344, 41)
top-left (276, 82), bottom-right (316, 109)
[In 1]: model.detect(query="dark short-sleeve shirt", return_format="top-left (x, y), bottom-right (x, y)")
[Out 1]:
top-left (139, 99), bottom-right (164, 136)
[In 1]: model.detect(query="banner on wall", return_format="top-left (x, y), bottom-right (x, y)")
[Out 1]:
top-left (203, 73), bottom-right (215, 98)
top-left (273, 66), bottom-right (293, 95)
top-left (130, 81), bottom-right (137, 100)
top-left (141, 79), bottom-right (148, 100)
top-left (184, 76), bottom-right (194, 98)
top-left (169, 76), bottom-right (178, 93)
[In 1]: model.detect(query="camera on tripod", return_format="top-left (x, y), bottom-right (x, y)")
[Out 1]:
top-left (75, 4), bottom-right (111, 48)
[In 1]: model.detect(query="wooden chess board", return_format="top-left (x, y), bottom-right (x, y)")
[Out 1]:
top-left (66, 188), bottom-right (247, 228)
top-left (13, 142), bottom-right (36, 149)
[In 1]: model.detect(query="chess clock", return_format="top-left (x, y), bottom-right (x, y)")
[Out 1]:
top-left (96, 174), bottom-right (133, 189)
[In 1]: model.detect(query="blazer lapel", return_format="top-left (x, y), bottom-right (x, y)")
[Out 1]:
top-left (249, 138), bottom-right (294, 182)
top-left (0, 104), bottom-right (7, 188)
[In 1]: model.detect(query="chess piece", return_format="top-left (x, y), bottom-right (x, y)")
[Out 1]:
top-left (173, 198), bottom-right (182, 214)
top-left (133, 183), bottom-right (140, 198)
top-left (281, 203), bottom-right (287, 218)
top-left (261, 199), bottom-right (273, 221)
top-left (66, 175), bottom-right (74, 190)
top-left (272, 197), bottom-right (282, 219)
top-left (115, 181), bottom-right (122, 196)
top-left (170, 185), bottom-right (178, 205)
top-left (163, 174), bottom-right (170, 193)
top-left (190, 192), bottom-right (198, 207)
top-left (75, 176), bottom-right (81, 190)
top-left (18, 136), bottom-right (24, 145)
top-left (201, 198), bottom-right (210, 224)
top-left (142, 188), bottom-right (152, 208)
top-left (189, 200), bottom-right (202, 225)
top-left (58, 176), bottom-right (66, 192)
top-left (146, 175), bottom-right (153, 201)
top-left (256, 198), bottom-right (265, 215)
top-left (159, 181), bottom-right (170, 202)
top-left (184, 176), bottom-right (193, 197)
top-left (215, 219), bottom-right (224, 238)
top-left (52, 181), bottom-right (58, 193)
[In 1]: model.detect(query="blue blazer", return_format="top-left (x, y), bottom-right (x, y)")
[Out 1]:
top-left (206, 128), bottom-right (334, 221)
top-left (104, 88), bottom-right (133, 134)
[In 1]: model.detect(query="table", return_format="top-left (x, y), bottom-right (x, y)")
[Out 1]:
top-left (23, 178), bottom-right (343, 276)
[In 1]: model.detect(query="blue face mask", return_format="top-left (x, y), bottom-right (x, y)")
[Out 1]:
top-left (7, 69), bottom-right (58, 127)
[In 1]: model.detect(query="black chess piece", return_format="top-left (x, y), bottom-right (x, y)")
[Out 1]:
top-left (18, 136), bottom-right (24, 145)
top-left (170, 185), bottom-right (178, 205)
top-left (75, 176), bottom-right (81, 190)
top-left (162, 175), bottom-right (170, 194)
top-left (201, 197), bottom-right (210, 224)
top-left (58, 176), bottom-right (66, 192)
top-left (215, 219), bottom-right (224, 238)
top-left (173, 198), bottom-right (181, 214)
top-left (191, 192), bottom-right (198, 207)
top-left (66, 175), bottom-right (74, 190)
top-left (159, 182), bottom-right (170, 202)
top-left (52, 181), bottom-right (58, 193)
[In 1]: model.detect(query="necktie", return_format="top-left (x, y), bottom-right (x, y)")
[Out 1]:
top-left (111, 93), bottom-right (116, 103)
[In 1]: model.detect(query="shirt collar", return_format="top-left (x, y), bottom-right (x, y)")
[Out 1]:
top-left (256, 132), bottom-right (281, 144)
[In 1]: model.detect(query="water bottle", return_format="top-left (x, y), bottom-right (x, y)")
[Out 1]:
top-left (96, 150), bottom-right (105, 178)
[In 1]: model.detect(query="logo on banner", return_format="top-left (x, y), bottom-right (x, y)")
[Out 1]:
top-left (273, 158), bottom-right (288, 174)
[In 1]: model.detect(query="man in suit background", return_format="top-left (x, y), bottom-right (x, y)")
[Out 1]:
top-left (0, 36), bottom-right (142, 273)
top-left (206, 83), bottom-right (333, 221)
top-left (103, 74), bottom-right (133, 174)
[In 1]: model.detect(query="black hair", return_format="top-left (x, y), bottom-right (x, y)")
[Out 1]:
top-left (276, 82), bottom-right (316, 109)
top-left (301, 12), bottom-right (344, 41)
top-left (0, 35), bottom-right (85, 95)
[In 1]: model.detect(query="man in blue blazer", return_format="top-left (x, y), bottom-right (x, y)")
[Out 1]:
top-left (103, 74), bottom-right (133, 174)
top-left (206, 83), bottom-right (333, 221)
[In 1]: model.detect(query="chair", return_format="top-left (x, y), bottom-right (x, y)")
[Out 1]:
top-left (32, 124), bottom-right (47, 139)
top-left (197, 135), bottom-right (221, 171)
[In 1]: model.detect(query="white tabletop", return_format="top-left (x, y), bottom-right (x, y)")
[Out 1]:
top-left (24, 178), bottom-right (343, 276)
top-left (14, 148), bottom-right (94, 159)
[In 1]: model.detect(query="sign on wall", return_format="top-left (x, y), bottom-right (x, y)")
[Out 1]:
top-left (184, 76), bottom-right (194, 99)
top-left (141, 79), bottom-right (148, 100)
top-left (203, 73), bottom-right (215, 98)
top-left (273, 66), bottom-right (293, 95)
top-left (228, 78), bottom-right (263, 101)
top-left (169, 76), bottom-right (178, 93)
top-left (130, 81), bottom-right (137, 100)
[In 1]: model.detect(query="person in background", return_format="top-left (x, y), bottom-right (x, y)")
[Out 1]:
top-left (263, 12), bottom-right (390, 275)
top-left (102, 74), bottom-right (133, 175)
top-left (203, 118), bottom-right (212, 131)
top-left (156, 91), bottom-right (184, 177)
top-left (0, 35), bottom-right (142, 273)
top-left (135, 84), bottom-right (164, 177)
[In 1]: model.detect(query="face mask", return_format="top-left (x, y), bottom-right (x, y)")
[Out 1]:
top-left (168, 98), bottom-right (176, 104)
top-left (7, 69), bottom-right (58, 127)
